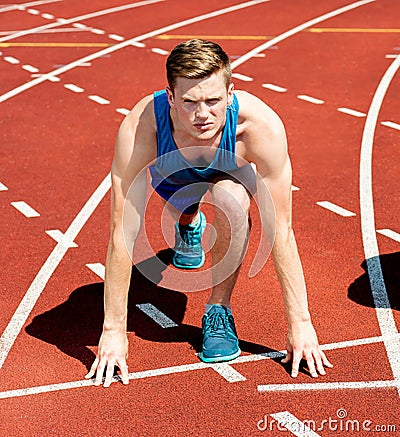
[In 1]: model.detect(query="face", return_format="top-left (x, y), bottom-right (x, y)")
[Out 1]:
top-left (166, 71), bottom-right (234, 143)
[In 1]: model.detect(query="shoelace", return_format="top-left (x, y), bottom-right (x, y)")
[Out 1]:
top-left (205, 312), bottom-right (229, 338)
top-left (176, 224), bottom-right (202, 250)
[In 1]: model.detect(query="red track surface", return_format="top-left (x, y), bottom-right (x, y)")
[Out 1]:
top-left (1, 0), bottom-right (400, 435)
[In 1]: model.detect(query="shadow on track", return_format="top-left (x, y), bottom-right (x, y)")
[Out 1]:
top-left (25, 249), bottom-right (276, 370)
top-left (348, 252), bottom-right (400, 310)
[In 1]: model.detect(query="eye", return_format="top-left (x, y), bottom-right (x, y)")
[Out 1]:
top-left (207, 99), bottom-right (220, 105)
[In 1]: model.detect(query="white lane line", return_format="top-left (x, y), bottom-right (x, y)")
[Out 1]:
top-left (231, 0), bottom-right (375, 69)
top-left (291, 185), bottom-right (300, 191)
top-left (30, 73), bottom-right (60, 82)
top-left (337, 107), bottom-right (366, 117)
top-left (41, 13), bottom-right (55, 20)
top-left (359, 54), bottom-right (400, 397)
top-left (386, 54), bottom-right (399, 59)
top-left (88, 95), bottom-right (110, 105)
top-left (64, 83), bottom-right (84, 93)
top-left (45, 230), bottom-right (78, 248)
top-left (232, 72), bottom-right (254, 82)
top-left (27, 8), bottom-right (40, 15)
top-left (86, 263), bottom-right (105, 280)
top-left (316, 201), bottom-right (356, 217)
top-left (377, 229), bottom-right (400, 243)
top-left (130, 40), bottom-right (146, 48)
top-left (136, 303), bottom-right (178, 328)
top-left (0, 0), bottom-right (270, 103)
top-left (0, 0), bottom-right (61, 13)
top-left (270, 411), bottom-right (321, 436)
top-left (0, 182), bottom-right (8, 191)
top-left (151, 47), bottom-right (169, 55)
top-left (262, 83), bottom-right (287, 92)
top-left (116, 108), bottom-right (131, 116)
top-left (109, 33), bottom-right (125, 41)
top-left (0, 0), bottom-right (165, 43)
top-left (4, 56), bottom-right (20, 64)
top-left (211, 363), bottom-right (247, 382)
top-left (11, 201), bottom-right (40, 218)
top-left (22, 64), bottom-right (39, 73)
top-left (0, 174), bottom-right (111, 369)
top-left (259, 380), bottom-right (398, 393)
top-left (381, 121), bottom-right (400, 131)
top-left (1, 333), bottom-right (398, 399)
top-left (297, 94), bottom-right (324, 104)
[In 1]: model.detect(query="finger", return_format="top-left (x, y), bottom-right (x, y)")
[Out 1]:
top-left (103, 361), bottom-right (116, 388)
top-left (320, 350), bottom-right (334, 368)
top-left (291, 352), bottom-right (302, 378)
top-left (85, 357), bottom-right (99, 379)
top-left (94, 360), bottom-right (106, 386)
top-left (305, 353), bottom-right (318, 378)
top-left (313, 352), bottom-right (326, 376)
top-left (118, 360), bottom-right (129, 385)
top-left (281, 351), bottom-right (292, 364)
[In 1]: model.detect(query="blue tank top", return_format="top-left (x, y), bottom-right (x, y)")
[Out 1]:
top-left (149, 90), bottom-right (239, 185)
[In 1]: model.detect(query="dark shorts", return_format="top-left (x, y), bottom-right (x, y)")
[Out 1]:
top-left (150, 164), bottom-right (257, 215)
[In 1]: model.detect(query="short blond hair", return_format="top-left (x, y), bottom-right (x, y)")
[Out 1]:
top-left (166, 39), bottom-right (231, 92)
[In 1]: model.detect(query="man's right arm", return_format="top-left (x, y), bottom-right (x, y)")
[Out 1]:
top-left (85, 95), bottom-right (156, 387)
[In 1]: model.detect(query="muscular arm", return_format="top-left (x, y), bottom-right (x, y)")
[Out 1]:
top-left (85, 95), bottom-right (156, 387)
top-left (239, 91), bottom-right (332, 377)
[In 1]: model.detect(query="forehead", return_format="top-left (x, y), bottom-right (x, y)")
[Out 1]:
top-left (174, 71), bottom-right (227, 99)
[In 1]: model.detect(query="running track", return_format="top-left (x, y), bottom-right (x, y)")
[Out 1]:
top-left (1, 0), bottom-right (400, 435)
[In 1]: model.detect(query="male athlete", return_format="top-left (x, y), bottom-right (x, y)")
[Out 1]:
top-left (85, 39), bottom-right (332, 387)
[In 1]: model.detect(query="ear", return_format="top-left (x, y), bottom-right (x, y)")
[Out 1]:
top-left (227, 82), bottom-right (234, 106)
top-left (165, 86), bottom-right (175, 108)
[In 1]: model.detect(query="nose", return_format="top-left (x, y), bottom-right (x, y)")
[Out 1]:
top-left (195, 102), bottom-right (209, 119)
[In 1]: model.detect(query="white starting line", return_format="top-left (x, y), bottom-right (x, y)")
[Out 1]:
top-left (316, 201), bottom-right (356, 217)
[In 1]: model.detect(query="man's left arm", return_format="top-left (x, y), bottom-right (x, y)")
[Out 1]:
top-left (244, 95), bottom-right (333, 377)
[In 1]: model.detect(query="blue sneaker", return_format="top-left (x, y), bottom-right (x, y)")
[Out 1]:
top-left (200, 305), bottom-right (241, 362)
top-left (173, 212), bottom-right (206, 269)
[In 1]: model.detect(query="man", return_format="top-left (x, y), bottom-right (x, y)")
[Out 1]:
top-left (85, 39), bottom-right (332, 387)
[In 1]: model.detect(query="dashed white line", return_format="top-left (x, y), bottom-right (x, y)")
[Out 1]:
top-left (291, 185), bottom-right (300, 191)
top-left (27, 8), bottom-right (40, 15)
top-left (0, 182), bottom-right (8, 191)
top-left (56, 18), bottom-right (68, 24)
top-left (376, 229), bottom-right (400, 243)
top-left (262, 83), bottom-right (287, 92)
top-left (130, 40), bottom-right (146, 48)
top-left (64, 83), bottom-right (84, 93)
top-left (11, 201), bottom-right (40, 218)
top-left (88, 95), bottom-right (110, 105)
top-left (386, 54), bottom-right (399, 59)
top-left (22, 64), bottom-right (39, 73)
top-left (41, 13), bottom-right (55, 19)
top-left (211, 363), bottom-right (247, 382)
top-left (136, 303), bottom-right (178, 328)
top-left (381, 120), bottom-right (400, 131)
top-left (116, 108), bottom-right (130, 116)
top-left (86, 263), bottom-right (105, 279)
top-left (45, 230), bottom-right (78, 248)
top-left (297, 94), bottom-right (324, 104)
top-left (316, 201), bottom-right (356, 217)
top-left (90, 28), bottom-right (106, 35)
top-left (31, 73), bottom-right (60, 82)
top-left (72, 23), bottom-right (87, 29)
top-left (109, 34), bottom-right (125, 41)
top-left (270, 411), bottom-right (321, 436)
top-left (4, 56), bottom-right (20, 65)
top-left (232, 72), bottom-right (253, 82)
top-left (337, 107), bottom-right (366, 117)
top-left (151, 47), bottom-right (169, 55)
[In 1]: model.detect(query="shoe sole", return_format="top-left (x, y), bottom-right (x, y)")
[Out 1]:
top-left (172, 252), bottom-right (205, 269)
top-left (199, 348), bottom-right (241, 363)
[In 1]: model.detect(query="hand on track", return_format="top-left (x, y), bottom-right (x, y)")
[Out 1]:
top-left (281, 320), bottom-right (333, 378)
top-left (85, 330), bottom-right (129, 387)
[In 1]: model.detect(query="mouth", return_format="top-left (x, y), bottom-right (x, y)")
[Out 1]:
top-left (193, 122), bottom-right (213, 131)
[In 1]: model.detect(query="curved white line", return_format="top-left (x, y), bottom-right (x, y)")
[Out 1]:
top-left (359, 54), bottom-right (400, 396)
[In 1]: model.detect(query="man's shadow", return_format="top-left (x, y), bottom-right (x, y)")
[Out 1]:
top-left (26, 249), bottom-right (275, 371)
top-left (348, 252), bottom-right (400, 310)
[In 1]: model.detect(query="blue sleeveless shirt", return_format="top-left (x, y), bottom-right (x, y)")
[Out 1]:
top-left (149, 89), bottom-right (240, 212)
